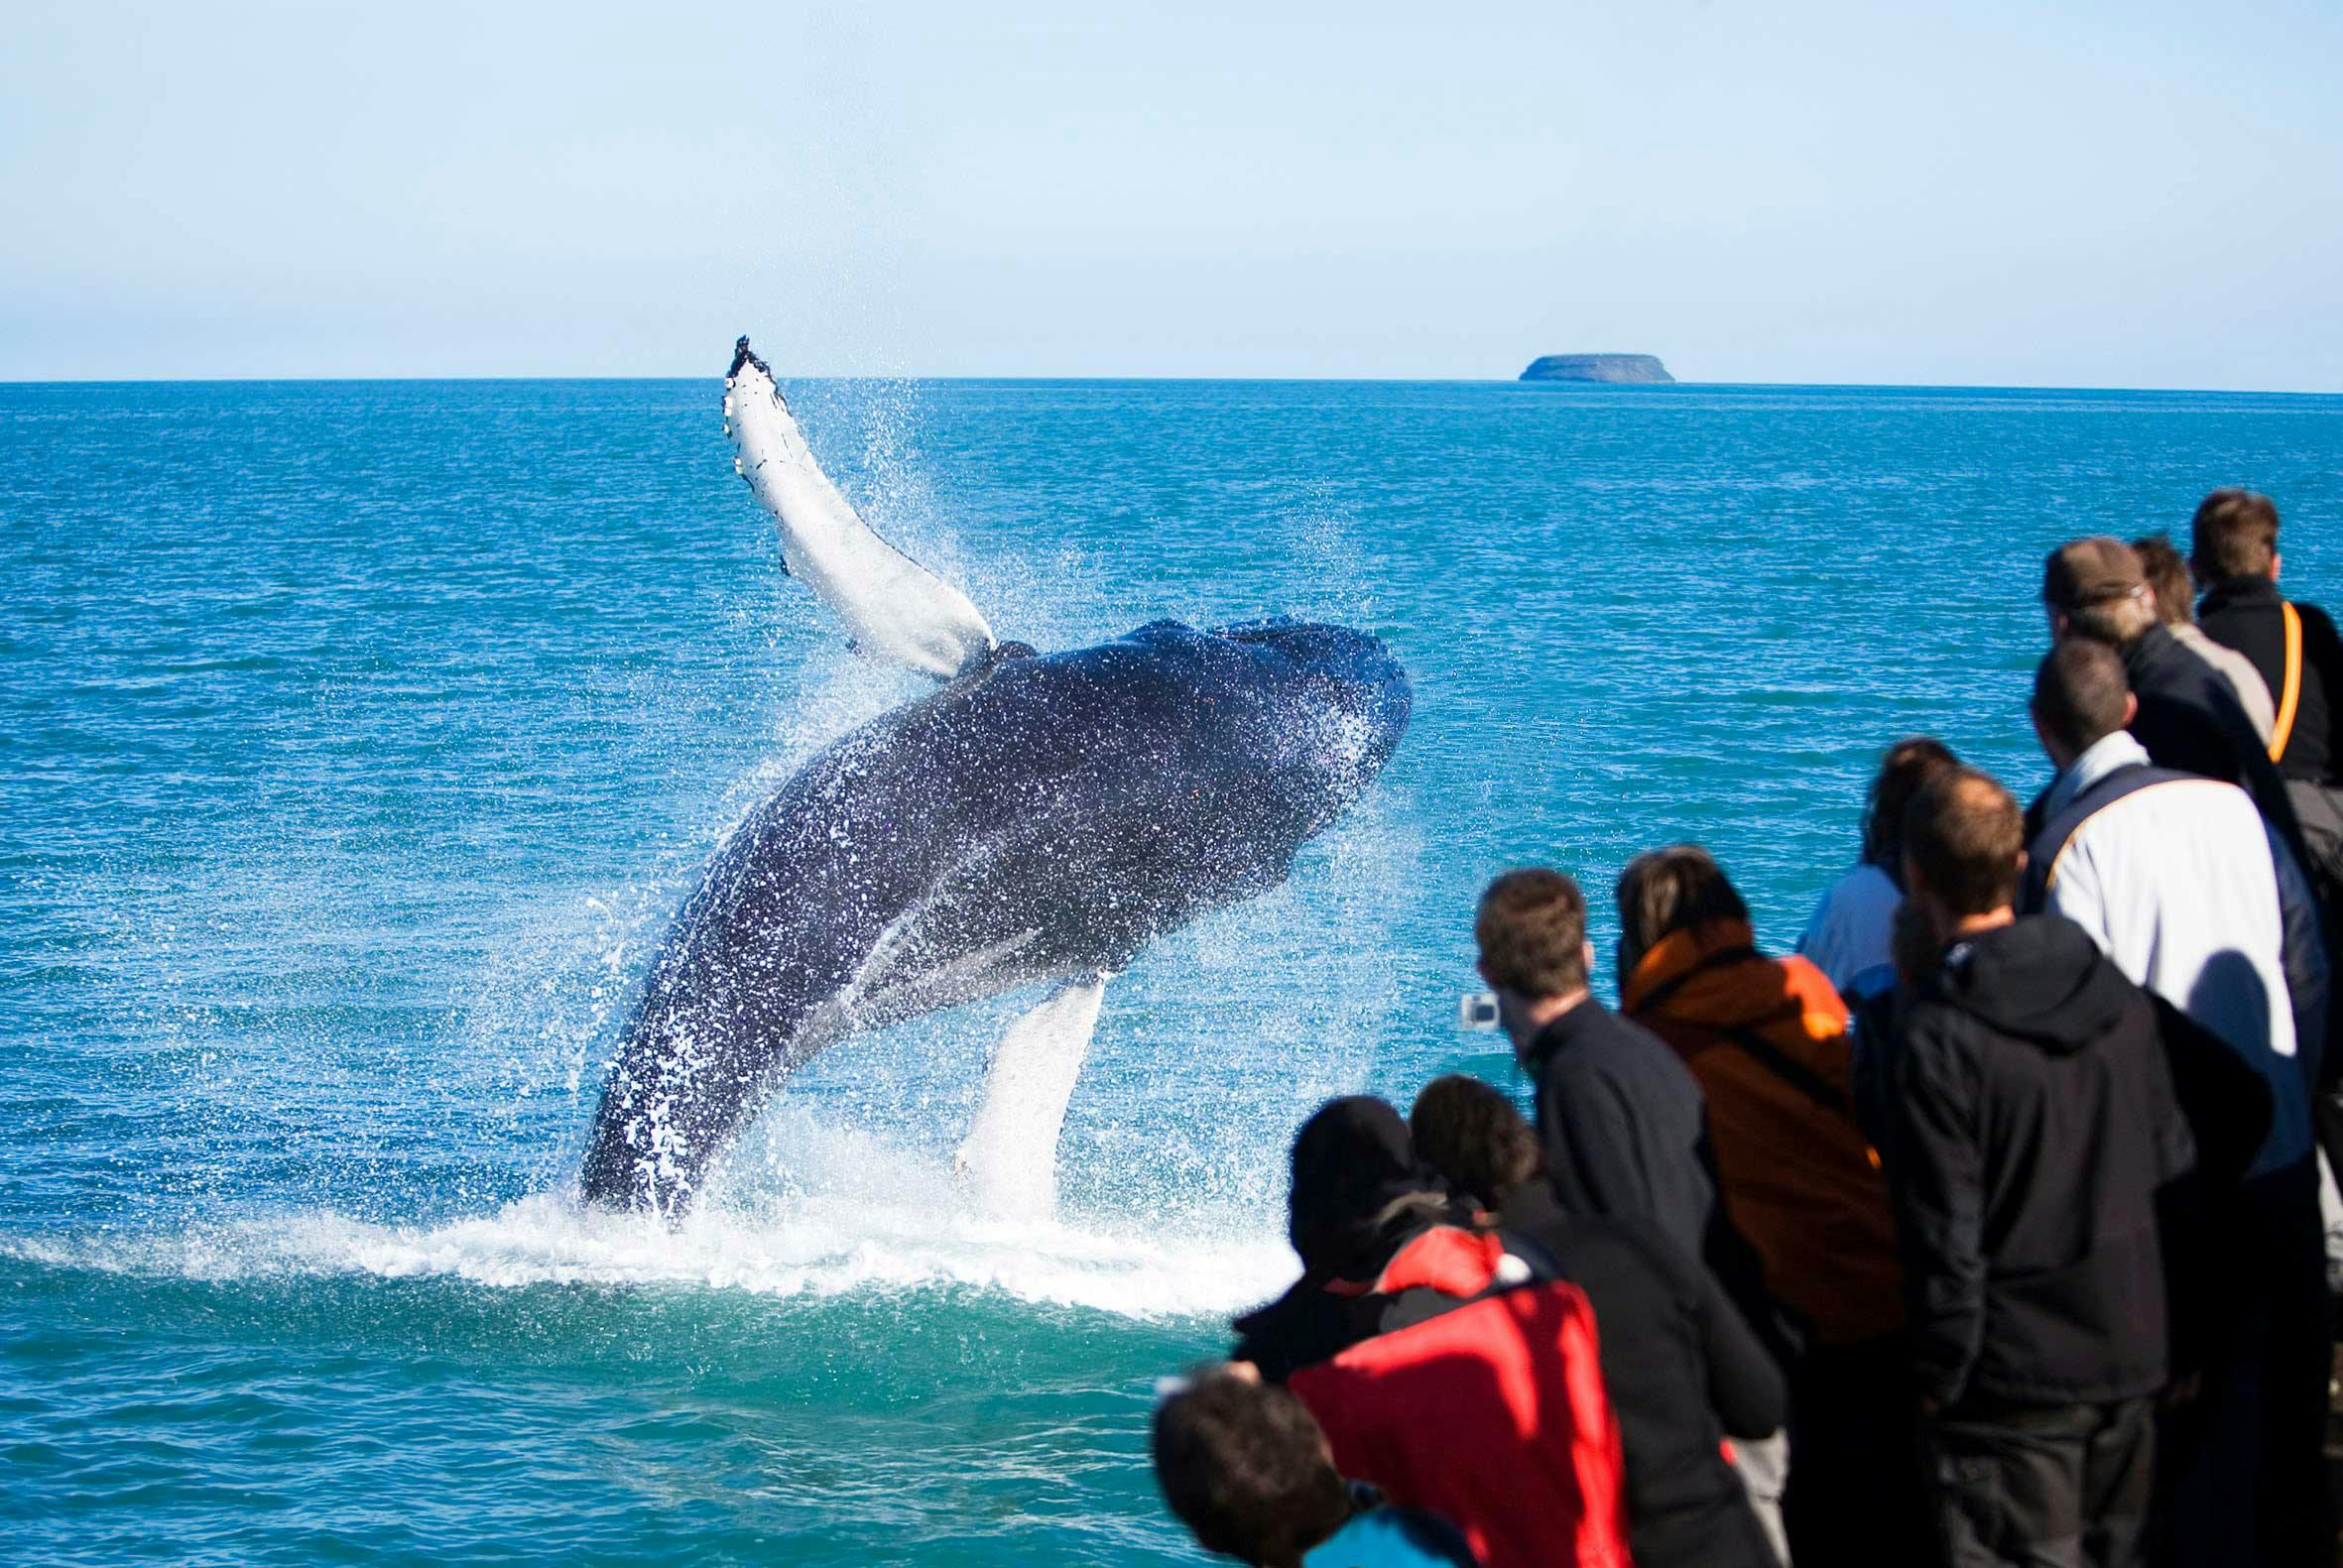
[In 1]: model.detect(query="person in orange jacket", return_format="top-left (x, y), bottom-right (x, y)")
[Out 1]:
top-left (1615, 844), bottom-right (1922, 1568)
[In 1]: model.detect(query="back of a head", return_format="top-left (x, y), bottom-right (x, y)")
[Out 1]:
top-left (1862, 736), bottom-right (1960, 871)
top-left (1153, 1371), bottom-right (1351, 1568)
top-left (1409, 1075), bottom-right (1541, 1208)
top-left (1615, 844), bottom-right (1749, 979)
top-left (1287, 1096), bottom-right (1436, 1279)
top-left (1475, 868), bottom-right (1588, 1001)
top-left (1903, 769), bottom-right (2024, 918)
top-left (2042, 536), bottom-right (2157, 646)
top-left (2190, 488), bottom-right (2280, 585)
top-left (2130, 534), bottom-right (2194, 628)
top-left (2033, 640), bottom-right (2132, 759)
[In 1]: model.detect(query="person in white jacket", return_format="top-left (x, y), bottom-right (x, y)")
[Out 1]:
top-left (2022, 636), bottom-right (2331, 1567)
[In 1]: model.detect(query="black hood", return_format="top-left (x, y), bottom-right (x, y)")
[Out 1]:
top-left (1927, 915), bottom-right (2133, 1056)
top-left (1287, 1096), bottom-right (1449, 1280)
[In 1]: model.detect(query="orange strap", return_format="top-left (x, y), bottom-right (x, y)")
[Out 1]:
top-left (2270, 601), bottom-right (2303, 762)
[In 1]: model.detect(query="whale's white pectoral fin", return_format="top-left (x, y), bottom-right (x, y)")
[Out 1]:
top-left (953, 973), bottom-right (1110, 1220)
top-left (723, 336), bottom-right (996, 678)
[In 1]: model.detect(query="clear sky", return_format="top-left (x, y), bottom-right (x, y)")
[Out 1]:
top-left (4, 0), bottom-right (2339, 386)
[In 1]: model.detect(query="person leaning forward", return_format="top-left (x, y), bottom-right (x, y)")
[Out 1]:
top-left (2041, 536), bottom-right (2311, 876)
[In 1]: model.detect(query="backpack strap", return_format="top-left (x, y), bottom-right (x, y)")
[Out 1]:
top-left (2019, 762), bottom-right (2195, 910)
top-left (2270, 600), bottom-right (2303, 763)
top-left (1722, 1024), bottom-right (1855, 1120)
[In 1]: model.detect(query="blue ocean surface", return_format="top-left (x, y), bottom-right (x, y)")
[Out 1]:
top-left (4, 377), bottom-right (2340, 1564)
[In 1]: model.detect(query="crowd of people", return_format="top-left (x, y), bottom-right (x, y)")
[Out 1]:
top-left (1148, 490), bottom-right (2343, 1568)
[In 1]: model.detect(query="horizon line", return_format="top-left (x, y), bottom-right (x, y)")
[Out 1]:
top-left (2, 372), bottom-right (2340, 398)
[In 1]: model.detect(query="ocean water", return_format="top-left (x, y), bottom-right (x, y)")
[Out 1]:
top-left (5, 376), bottom-right (2340, 1564)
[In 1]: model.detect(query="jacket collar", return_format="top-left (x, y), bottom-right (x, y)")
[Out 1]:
top-left (2199, 574), bottom-right (2281, 614)
top-left (1524, 996), bottom-right (1613, 1073)
top-left (2039, 730), bottom-right (2151, 821)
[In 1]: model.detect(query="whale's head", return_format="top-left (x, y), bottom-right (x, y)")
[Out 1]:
top-left (1161, 617), bottom-right (1414, 843)
top-left (1212, 617), bottom-right (1411, 782)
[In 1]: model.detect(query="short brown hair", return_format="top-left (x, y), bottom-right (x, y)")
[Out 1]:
top-left (1903, 769), bottom-right (2024, 917)
top-left (2190, 489), bottom-right (2280, 583)
top-left (1862, 737), bottom-right (1960, 871)
top-left (2032, 640), bottom-right (2131, 757)
top-left (1153, 1369), bottom-right (1351, 1567)
top-left (1615, 845), bottom-right (1749, 978)
top-left (1476, 869), bottom-right (1589, 999)
top-left (2130, 533), bottom-right (2193, 627)
top-left (1410, 1075), bottom-right (1541, 1207)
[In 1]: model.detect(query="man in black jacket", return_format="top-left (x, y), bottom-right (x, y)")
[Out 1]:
top-left (1473, 870), bottom-right (1781, 1325)
top-left (1473, 868), bottom-right (1793, 1556)
top-left (2192, 489), bottom-right (2343, 891)
top-left (1886, 769), bottom-right (2196, 1568)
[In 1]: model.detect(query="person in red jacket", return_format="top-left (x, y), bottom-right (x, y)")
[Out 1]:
top-left (1231, 1097), bottom-right (1634, 1568)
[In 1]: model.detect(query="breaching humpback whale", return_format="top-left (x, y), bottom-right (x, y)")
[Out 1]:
top-left (578, 339), bottom-right (1411, 1216)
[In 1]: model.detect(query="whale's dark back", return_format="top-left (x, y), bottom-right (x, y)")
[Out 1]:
top-left (579, 619), bottom-right (1411, 1211)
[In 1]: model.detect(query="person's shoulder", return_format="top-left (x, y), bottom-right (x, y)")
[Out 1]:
top-left (1817, 860), bottom-right (1897, 909)
top-left (1580, 1008), bottom-right (1703, 1089)
top-left (2295, 599), bottom-right (2343, 641)
top-left (1886, 983), bottom-right (1978, 1075)
top-left (1304, 1505), bottom-right (1479, 1568)
top-left (2070, 769), bottom-right (2257, 835)
top-left (1555, 1206), bottom-right (1707, 1303)
top-left (1776, 950), bottom-right (1850, 1019)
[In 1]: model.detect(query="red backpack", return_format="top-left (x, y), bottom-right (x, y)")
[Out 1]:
top-left (1288, 1227), bottom-right (1633, 1568)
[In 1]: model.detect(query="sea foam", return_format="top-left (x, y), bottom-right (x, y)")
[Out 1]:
top-left (4, 1180), bottom-right (1297, 1324)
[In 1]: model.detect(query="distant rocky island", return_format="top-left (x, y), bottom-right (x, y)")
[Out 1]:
top-left (1520, 353), bottom-right (1674, 385)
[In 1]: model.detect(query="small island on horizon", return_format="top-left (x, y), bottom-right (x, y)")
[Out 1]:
top-left (1520, 353), bottom-right (1674, 385)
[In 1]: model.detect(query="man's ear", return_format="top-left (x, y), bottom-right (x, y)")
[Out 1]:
top-left (2272, 553), bottom-right (2283, 584)
top-left (2122, 692), bottom-right (2139, 728)
top-left (1581, 938), bottom-right (1596, 980)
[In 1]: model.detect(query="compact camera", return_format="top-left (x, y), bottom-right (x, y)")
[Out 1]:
top-left (1457, 990), bottom-right (1502, 1031)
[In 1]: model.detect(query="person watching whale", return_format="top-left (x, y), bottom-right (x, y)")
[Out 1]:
top-left (1228, 1096), bottom-right (1634, 1568)
top-left (1409, 1073), bottom-right (1785, 1568)
top-left (1471, 868), bottom-right (1792, 1560)
top-left (1614, 845), bottom-right (1915, 1568)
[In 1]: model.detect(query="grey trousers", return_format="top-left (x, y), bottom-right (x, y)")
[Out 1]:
top-left (1920, 1397), bottom-right (2155, 1568)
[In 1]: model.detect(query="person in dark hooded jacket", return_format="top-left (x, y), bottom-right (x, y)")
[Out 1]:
top-left (1230, 1097), bottom-right (1467, 1383)
top-left (1886, 768), bottom-right (2196, 1568)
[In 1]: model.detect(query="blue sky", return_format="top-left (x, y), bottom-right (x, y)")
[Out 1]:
top-left (4, 0), bottom-right (2338, 386)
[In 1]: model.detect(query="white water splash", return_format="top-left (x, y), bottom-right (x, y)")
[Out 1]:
top-left (7, 1122), bottom-right (1299, 1323)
